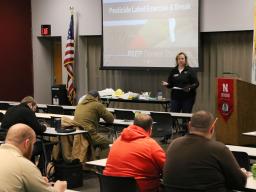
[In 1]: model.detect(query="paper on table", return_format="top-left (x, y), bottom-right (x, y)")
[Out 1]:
top-left (172, 86), bottom-right (183, 90)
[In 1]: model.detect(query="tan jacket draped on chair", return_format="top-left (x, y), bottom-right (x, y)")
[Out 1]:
top-left (52, 116), bottom-right (95, 163)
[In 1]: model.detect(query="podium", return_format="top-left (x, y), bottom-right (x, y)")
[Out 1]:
top-left (216, 77), bottom-right (256, 145)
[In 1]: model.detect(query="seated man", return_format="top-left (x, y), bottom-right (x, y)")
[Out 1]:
top-left (1, 96), bottom-right (48, 171)
top-left (104, 114), bottom-right (166, 192)
top-left (0, 123), bottom-right (67, 192)
top-left (1, 96), bottom-right (46, 134)
top-left (74, 90), bottom-right (114, 149)
top-left (163, 110), bottom-right (247, 192)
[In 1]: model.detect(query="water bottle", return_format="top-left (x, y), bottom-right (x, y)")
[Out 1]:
top-left (51, 117), bottom-right (61, 130)
top-left (53, 95), bottom-right (59, 105)
top-left (157, 91), bottom-right (163, 100)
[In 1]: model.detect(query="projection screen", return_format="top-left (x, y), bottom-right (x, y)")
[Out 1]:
top-left (102, 0), bottom-right (199, 69)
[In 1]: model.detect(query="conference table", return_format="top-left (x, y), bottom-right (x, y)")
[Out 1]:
top-left (41, 127), bottom-right (88, 177)
top-left (36, 104), bottom-right (75, 114)
top-left (65, 190), bottom-right (79, 192)
top-left (86, 158), bottom-right (107, 167)
top-left (0, 101), bottom-right (76, 114)
top-left (36, 112), bottom-right (74, 120)
top-left (36, 111), bottom-right (133, 127)
top-left (86, 158), bottom-right (107, 173)
top-left (243, 131), bottom-right (256, 137)
top-left (0, 103), bottom-right (192, 137)
top-left (43, 127), bottom-right (87, 137)
top-left (0, 106), bottom-right (192, 137)
top-left (107, 107), bottom-right (192, 118)
top-left (85, 158), bottom-right (256, 191)
top-left (1, 99), bottom-right (170, 113)
top-left (0, 102), bottom-right (193, 135)
top-left (246, 176), bottom-right (256, 191)
top-left (0, 100), bottom-right (76, 111)
top-left (107, 107), bottom-right (192, 134)
top-left (0, 109), bottom-right (133, 127)
top-left (226, 145), bottom-right (256, 159)
top-left (0, 100), bottom-right (192, 119)
top-left (0, 104), bottom-right (192, 139)
top-left (0, 100), bottom-right (19, 105)
top-left (37, 98), bottom-right (171, 112)
top-left (101, 96), bottom-right (170, 111)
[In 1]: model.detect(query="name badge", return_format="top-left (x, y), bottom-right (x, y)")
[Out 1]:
top-left (173, 74), bottom-right (179, 77)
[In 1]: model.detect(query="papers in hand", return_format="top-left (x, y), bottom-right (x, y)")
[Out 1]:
top-left (172, 86), bottom-right (183, 90)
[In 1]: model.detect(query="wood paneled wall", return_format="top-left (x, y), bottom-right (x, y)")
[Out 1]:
top-left (0, 0), bottom-right (33, 101)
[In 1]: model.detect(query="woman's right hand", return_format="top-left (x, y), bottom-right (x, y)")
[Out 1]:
top-left (162, 81), bottom-right (168, 86)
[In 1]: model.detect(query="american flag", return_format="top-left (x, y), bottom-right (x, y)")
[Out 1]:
top-left (64, 14), bottom-right (76, 104)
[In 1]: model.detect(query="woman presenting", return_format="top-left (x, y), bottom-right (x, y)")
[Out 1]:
top-left (162, 52), bottom-right (199, 113)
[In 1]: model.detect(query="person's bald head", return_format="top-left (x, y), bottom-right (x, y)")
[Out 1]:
top-left (5, 124), bottom-right (36, 145)
top-left (134, 114), bottom-right (153, 131)
top-left (190, 111), bottom-right (214, 132)
top-left (5, 124), bottom-right (36, 159)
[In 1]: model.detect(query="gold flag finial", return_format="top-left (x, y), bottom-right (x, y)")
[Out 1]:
top-left (70, 6), bottom-right (74, 15)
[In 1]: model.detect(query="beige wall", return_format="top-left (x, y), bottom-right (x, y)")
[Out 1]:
top-left (31, 0), bottom-right (101, 103)
top-left (85, 31), bottom-right (253, 114)
top-left (31, 0), bottom-right (254, 104)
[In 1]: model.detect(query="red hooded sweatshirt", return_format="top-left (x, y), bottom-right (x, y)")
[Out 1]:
top-left (104, 125), bottom-right (166, 192)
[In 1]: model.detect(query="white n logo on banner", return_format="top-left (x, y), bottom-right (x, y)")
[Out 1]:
top-left (222, 84), bottom-right (229, 92)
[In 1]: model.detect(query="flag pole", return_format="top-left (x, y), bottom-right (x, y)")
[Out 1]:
top-left (64, 6), bottom-right (76, 105)
top-left (70, 6), bottom-right (74, 15)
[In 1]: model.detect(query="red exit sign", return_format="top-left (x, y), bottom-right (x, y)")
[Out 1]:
top-left (41, 25), bottom-right (51, 36)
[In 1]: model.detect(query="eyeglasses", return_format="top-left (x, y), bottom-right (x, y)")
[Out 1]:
top-left (210, 117), bottom-right (218, 129)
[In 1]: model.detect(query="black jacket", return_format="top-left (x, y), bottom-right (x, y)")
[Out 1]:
top-left (1, 103), bottom-right (46, 135)
top-left (167, 66), bottom-right (199, 100)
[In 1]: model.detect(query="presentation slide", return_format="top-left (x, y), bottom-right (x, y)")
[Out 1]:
top-left (102, 0), bottom-right (199, 69)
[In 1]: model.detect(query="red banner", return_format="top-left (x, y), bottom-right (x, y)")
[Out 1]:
top-left (217, 78), bottom-right (234, 121)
